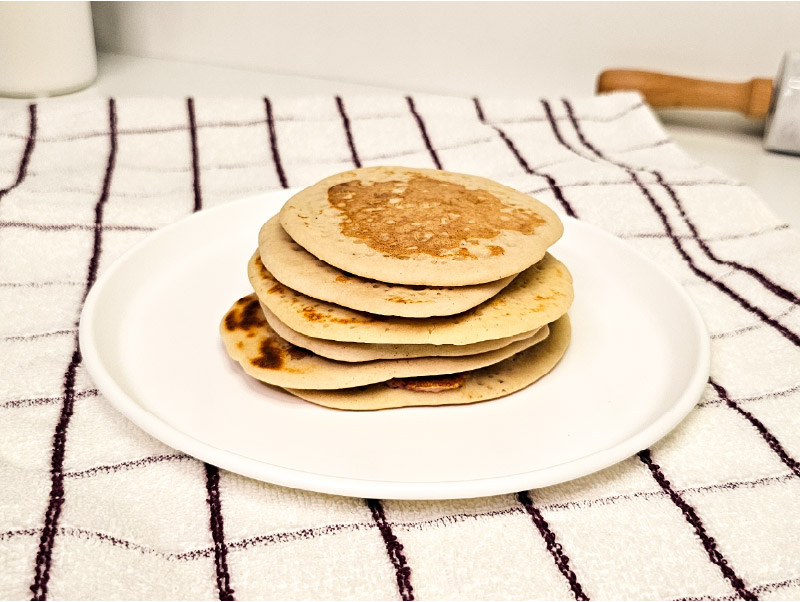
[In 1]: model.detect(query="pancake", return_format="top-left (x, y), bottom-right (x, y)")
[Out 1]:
top-left (221, 294), bottom-right (550, 390)
top-left (258, 217), bottom-right (517, 317)
top-left (249, 251), bottom-right (573, 345)
top-left (278, 166), bottom-right (563, 286)
top-left (261, 301), bottom-right (549, 362)
top-left (286, 314), bottom-right (571, 410)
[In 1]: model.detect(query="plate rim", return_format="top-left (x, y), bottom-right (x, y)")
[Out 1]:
top-left (79, 190), bottom-right (710, 500)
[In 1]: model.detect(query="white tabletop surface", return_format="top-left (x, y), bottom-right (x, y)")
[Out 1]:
top-left (3, 53), bottom-right (799, 231)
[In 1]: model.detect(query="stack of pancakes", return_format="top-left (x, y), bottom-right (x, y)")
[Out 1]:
top-left (220, 166), bottom-right (573, 410)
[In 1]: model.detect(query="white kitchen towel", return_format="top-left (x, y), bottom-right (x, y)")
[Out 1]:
top-left (1, 93), bottom-right (799, 601)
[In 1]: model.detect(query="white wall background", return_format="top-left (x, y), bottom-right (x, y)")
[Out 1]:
top-left (92, 1), bottom-right (800, 97)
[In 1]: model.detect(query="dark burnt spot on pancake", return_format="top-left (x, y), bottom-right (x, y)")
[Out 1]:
top-left (250, 337), bottom-right (284, 370)
top-left (224, 296), bottom-right (266, 331)
top-left (328, 175), bottom-right (545, 260)
top-left (286, 346), bottom-right (312, 360)
top-left (385, 373), bottom-right (467, 392)
top-left (239, 298), bottom-right (265, 329)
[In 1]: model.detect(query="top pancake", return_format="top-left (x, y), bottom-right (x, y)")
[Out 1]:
top-left (278, 166), bottom-right (564, 286)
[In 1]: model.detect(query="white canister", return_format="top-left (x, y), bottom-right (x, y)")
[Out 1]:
top-left (0, 1), bottom-right (98, 98)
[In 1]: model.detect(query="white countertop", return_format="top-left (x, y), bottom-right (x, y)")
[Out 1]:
top-left (3, 53), bottom-right (798, 230)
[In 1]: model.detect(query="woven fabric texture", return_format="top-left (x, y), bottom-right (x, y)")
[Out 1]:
top-left (1, 93), bottom-right (799, 601)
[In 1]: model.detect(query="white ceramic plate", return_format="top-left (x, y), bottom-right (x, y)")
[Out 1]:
top-left (80, 189), bottom-right (710, 500)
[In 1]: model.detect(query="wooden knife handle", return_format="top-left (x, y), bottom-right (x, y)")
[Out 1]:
top-left (597, 69), bottom-right (773, 119)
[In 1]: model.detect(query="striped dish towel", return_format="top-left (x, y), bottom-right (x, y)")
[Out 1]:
top-left (1, 92), bottom-right (799, 601)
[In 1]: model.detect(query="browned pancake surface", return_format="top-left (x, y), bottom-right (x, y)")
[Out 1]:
top-left (287, 314), bottom-right (572, 410)
top-left (221, 294), bottom-right (551, 390)
top-left (279, 166), bottom-right (564, 286)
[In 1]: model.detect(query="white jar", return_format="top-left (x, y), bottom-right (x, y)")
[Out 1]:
top-left (0, 1), bottom-right (97, 98)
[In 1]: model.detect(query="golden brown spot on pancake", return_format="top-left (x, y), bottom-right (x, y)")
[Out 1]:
top-left (385, 373), bottom-right (467, 392)
top-left (328, 176), bottom-right (545, 259)
top-left (488, 245), bottom-right (505, 256)
top-left (236, 341), bottom-right (243, 349)
top-left (250, 337), bottom-right (284, 370)
top-left (386, 296), bottom-right (423, 304)
top-left (301, 307), bottom-right (329, 322)
top-left (534, 291), bottom-right (563, 301)
top-left (335, 275), bottom-right (349, 283)
top-left (301, 306), bottom-right (372, 324)
top-left (224, 297), bottom-right (266, 331)
top-left (268, 283), bottom-right (284, 295)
